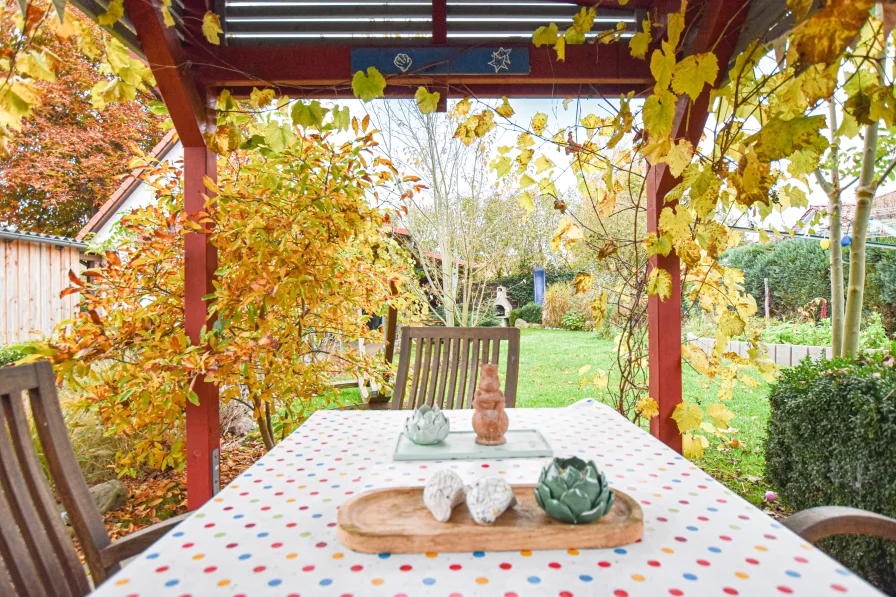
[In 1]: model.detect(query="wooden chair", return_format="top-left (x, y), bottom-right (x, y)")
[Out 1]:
top-left (391, 327), bottom-right (520, 410)
top-left (0, 361), bottom-right (187, 596)
top-left (783, 506), bottom-right (896, 544)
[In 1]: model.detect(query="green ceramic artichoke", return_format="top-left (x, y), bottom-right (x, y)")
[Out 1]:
top-left (534, 457), bottom-right (614, 524)
top-left (404, 404), bottom-right (450, 445)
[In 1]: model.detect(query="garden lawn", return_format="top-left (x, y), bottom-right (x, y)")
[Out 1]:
top-left (341, 328), bottom-right (772, 507)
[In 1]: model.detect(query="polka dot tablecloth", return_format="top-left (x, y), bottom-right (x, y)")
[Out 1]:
top-left (91, 400), bottom-right (882, 597)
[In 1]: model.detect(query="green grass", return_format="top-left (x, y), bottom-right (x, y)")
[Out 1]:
top-left (339, 328), bottom-right (772, 506)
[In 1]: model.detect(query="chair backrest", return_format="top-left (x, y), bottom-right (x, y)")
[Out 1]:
top-left (391, 327), bottom-right (520, 410)
top-left (0, 362), bottom-right (115, 597)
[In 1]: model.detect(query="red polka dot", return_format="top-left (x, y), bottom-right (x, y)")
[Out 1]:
top-left (505, 593), bottom-right (518, 597)
top-left (315, 542), bottom-right (327, 548)
top-left (549, 562), bottom-right (562, 569)
top-left (399, 564), bottom-right (412, 571)
top-left (648, 560), bottom-right (661, 567)
top-left (669, 590), bottom-right (684, 596)
top-left (777, 587), bottom-right (793, 594)
top-left (351, 565), bottom-right (363, 572)
top-left (302, 565), bottom-right (314, 572)
top-left (746, 558), bottom-right (759, 565)
top-left (720, 535), bottom-right (732, 541)
top-left (155, 566), bottom-right (169, 573)
top-left (499, 563), bottom-right (512, 570)
top-left (614, 591), bottom-right (629, 597)
top-left (450, 564), bottom-right (462, 571)
top-left (253, 566), bottom-right (266, 573)
top-left (696, 559), bottom-right (711, 566)
top-left (794, 556), bottom-right (808, 564)
top-left (560, 592), bottom-right (573, 597)
top-left (723, 588), bottom-right (739, 595)
top-left (203, 566), bottom-right (217, 573)
top-left (270, 542), bottom-right (283, 548)
top-left (599, 561), bottom-right (612, 568)
top-left (831, 585), bottom-right (848, 593)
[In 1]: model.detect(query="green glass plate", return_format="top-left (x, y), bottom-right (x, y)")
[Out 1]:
top-left (393, 429), bottom-right (553, 461)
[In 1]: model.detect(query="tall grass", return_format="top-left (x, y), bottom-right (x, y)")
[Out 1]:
top-left (543, 283), bottom-right (573, 328)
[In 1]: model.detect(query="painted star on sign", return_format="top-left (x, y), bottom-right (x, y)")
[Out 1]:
top-left (489, 47), bottom-right (512, 73)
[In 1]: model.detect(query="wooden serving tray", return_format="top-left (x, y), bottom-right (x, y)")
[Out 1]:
top-left (338, 485), bottom-right (643, 553)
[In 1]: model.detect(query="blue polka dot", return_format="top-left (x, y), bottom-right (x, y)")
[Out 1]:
top-left (257, 532), bottom-right (269, 538)
top-left (683, 573), bottom-right (698, 581)
top-left (172, 532), bottom-right (184, 537)
top-left (423, 578), bottom-right (436, 585)
top-left (234, 514), bottom-right (244, 519)
top-left (312, 514), bottom-right (323, 519)
top-left (146, 553), bottom-right (159, 560)
top-left (238, 553), bottom-right (251, 560)
top-left (579, 575), bottom-right (593, 582)
top-left (269, 579), bottom-right (282, 587)
top-left (707, 507), bottom-right (718, 512)
top-left (527, 576), bottom-right (541, 584)
top-left (687, 526), bottom-right (698, 531)
top-left (836, 569), bottom-right (852, 576)
top-left (164, 579), bottom-right (179, 587)
top-left (786, 570), bottom-right (801, 578)
top-left (473, 551), bottom-right (485, 558)
top-left (708, 547), bottom-right (721, 553)
top-left (378, 553), bottom-right (391, 559)
top-left (614, 548), bottom-right (627, 555)
top-left (320, 579), bottom-right (332, 586)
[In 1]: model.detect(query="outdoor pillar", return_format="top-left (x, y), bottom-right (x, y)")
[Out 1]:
top-left (646, 167), bottom-right (683, 453)
top-left (184, 142), bottom-right (220, 509)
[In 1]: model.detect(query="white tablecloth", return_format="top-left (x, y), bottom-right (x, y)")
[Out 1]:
top-left (91, 400), bottom-right (881, 596)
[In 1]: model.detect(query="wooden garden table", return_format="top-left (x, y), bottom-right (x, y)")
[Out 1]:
top-left (90, 401), bottom-right (882, 596)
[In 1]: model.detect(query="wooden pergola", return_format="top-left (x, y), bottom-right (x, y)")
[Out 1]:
top-left (75, 0), bottom-right (791, 509)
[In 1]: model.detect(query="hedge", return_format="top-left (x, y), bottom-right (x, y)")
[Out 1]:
top-left (766, 352), bottom-right (896, 594)
top-left (491, 268), bottom-right (576, 308)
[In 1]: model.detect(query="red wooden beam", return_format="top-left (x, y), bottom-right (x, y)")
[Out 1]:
top-left (124, 0), bottom-right (207, 147)
top-left (432, 0), bottom-right (447, 45)
top-left (647, 0), bottom-right (752, 452)
top-left (189, 43), bottom-right (652, 92)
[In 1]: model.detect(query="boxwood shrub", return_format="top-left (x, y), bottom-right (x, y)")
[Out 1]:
top-left (516, 302), bottom-right (542, 324)
top-left (766, 352), bottom-right (896, 594)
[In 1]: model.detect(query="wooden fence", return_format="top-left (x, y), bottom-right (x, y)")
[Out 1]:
top-left (687, 334), bottom-right (834, 367)
top-left (1, 236), bottom-right (83, 344)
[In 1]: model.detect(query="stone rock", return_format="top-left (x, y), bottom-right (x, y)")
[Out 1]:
top-left (528, 323), bottom-right (543, 329)
top-left (89, 480), bottom-right (127, 514)
top-left (466, 477), bottom-right (517, 525)
top-left (228, 416), bottom-right (255, 436)
top-left (423, 469), bottom-right (466, 522)
top-left (514, 319), bottom-right (528, 329)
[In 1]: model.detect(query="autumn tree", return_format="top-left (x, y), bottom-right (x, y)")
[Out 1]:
top-left (0, 1), bottom-right (161, 236)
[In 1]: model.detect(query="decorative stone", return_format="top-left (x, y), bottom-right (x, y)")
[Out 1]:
top-left (472, 364), bottom-right (508, 446)
top-left (423, 469), bottom-right (466, 522)
top-left (534, 457), bottom-right (614, 524)
top-left (405, 404), bottom-right (450, 445)
top-left (514, 319), bottom-right (528, 329)
top-left (89, 480), bottom-right (128, 514)
top-left (466, 477), bottom-right (517, 525)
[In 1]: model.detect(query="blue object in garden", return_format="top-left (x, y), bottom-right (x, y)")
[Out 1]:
top-left (841, 235), bottom-right (852, 247)
top-left (534, 267), bottom-right (546, 306)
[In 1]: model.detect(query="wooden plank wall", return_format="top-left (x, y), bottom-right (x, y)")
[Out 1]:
top-left (0, 239), bottom-right (82, 344)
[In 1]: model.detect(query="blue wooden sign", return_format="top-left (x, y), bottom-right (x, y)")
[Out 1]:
top-left (351, 47), bottom-right (530, 76)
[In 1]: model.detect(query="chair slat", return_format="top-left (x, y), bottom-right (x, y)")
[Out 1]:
top-left (5, 391), bottom-right (88, 594)
top-left (0, 394), bottom-right (76, 597)
top-left (0, 454), bottom-right (50, 597)
top-left (390, 328), bottom-right (520, 410)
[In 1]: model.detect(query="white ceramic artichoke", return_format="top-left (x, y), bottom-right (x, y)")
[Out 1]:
top-left (423, 469), bottom-right (466, 522)
top-left (405, 404), bottom-right (450, 445)
top-left (466, 477), bottom-right (517, 525)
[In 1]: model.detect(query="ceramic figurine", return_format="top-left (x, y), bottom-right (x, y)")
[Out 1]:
top-left (472, 364), bottom-right (509, 446)
top-left (534, 456), bottom-right (614, 524)
top-left (423, 469), bottom-right (466, 522)
top-left (466, 476), bottom-right (517, 525)
top-left (404, 404), bottom-right (450, 445)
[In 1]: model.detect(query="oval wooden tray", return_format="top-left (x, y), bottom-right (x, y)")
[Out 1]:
top-left (338, 484), bottom-right (643, 554)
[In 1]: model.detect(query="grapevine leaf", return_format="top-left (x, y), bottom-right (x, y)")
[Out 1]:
top-left (682, 433), bottom-right (707, 459)
top-left (291, 100), bottom-right (329, 128)
top-left (332, 105), bottom-right (350, 131)
top-left (573, 272), bottom-right (594, 295)
top-left (672, 402), bottom-right (703, 433)
top-left (496, 96), bottom-right (515, 117)
top-left (706, 404), bottom-right (734, 430)
top-left (635, 396), bottom-right (659, 420)
top-left (202, 11), bottom-right (223, 45)
top-left (647, 268), bottom-right (672, 300)
top-left (535, 154), bottom-right (555, 173)
top-left (98, 0), bottom-right (123, 25)
top-left (591, 290), bottom-right (608, 329)
top-left (629, 19), bottom-right (651, 58)
top-left (518, 191), bottom-right (534, 213)
top-left (531, 112), bottom-right (548, 135)
top-left (415, 86), bottom-right (440, 114)
top-left (643, 90), bottom-right (677, 139)
top-left (248, 88), bottom-right (275, 109)
top-left (532, 23), bottom-right (559, 47)
top-left (671, 53), bottom-right (718, 101)
top-left (352, 67), bottom-right (387, 103)
top-left (264, 121), bottom-right (294, 152)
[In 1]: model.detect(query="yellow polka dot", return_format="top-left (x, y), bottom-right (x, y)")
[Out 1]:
top-left (213, 497), bottom-right (223, 502)
top-left (114, 579), bottom-right (130, 586)
top-left (287, 498), bottom-right (296, 503)
top-left (332, 553), bottom-right (344, 559)
top-left (567, 549), bottom-right (579, 556)
top-left (476, 577), bottom-right (489, 585)
top-left (231, 485), bottom-right (240, 489)
top-left (735, 571), bottom-right (749, 579)
top-left (192, 553), bottom-right (205, 560)
top-left (520, 550), bottom-right (532, 557)
top-left (286, 553), bottom-right (298, 559)
top-left (800, 543), bottom-right (813, 550)
top-left (217, 579), bottom-right (231, 587)
top-left (426, 552), bottom-right (439, 558)
top-left (299, 485), bottom-right (307, 489)
top-left (632, 574), bottom-right (645, 582)
top-left (661, 547), bottom-right (675, 554)
top-left (755, 545), bottom-right (768, 552)
top-left (372, 578), bottom-right (384, 586)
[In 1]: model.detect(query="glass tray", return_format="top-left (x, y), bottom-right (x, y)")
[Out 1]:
top-left (393, 429), bottom-right (553, 461)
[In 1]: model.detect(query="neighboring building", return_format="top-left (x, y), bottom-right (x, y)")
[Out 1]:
top-left (794, 191), bottom-right (896, 239)
top-left (77, 130), bottom-right (182, 243)
top-left (0, 228), bottom-right (89, 344)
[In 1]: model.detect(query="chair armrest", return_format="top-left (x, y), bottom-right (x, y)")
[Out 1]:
top-left (99, 513), bottom-right (190, 568)
top-left (783, 506), bottom-right (896, 544)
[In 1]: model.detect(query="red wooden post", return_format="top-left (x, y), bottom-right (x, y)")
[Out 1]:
top-left (183, 143), bottom-right (220, 509)
top-left (646, 0), bottom-right (752, 452)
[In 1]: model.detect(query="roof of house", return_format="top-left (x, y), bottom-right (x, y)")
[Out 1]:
top-left (76, 130), bottom-right (180, 241)
top-left (797, 190), bottom-right (896, 227)
top-left (0, 227), bottom-right (88, 250)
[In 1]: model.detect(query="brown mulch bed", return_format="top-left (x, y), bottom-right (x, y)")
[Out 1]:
top-left (104, 436), bottom-right (267, 540)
